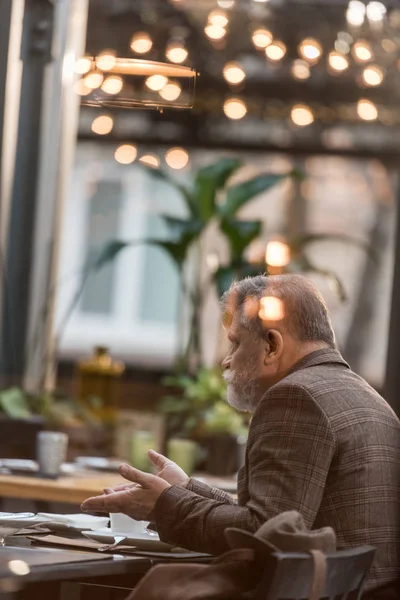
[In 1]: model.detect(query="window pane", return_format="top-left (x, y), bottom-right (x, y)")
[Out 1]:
top-left (80, 179), bottom-right (122, 314)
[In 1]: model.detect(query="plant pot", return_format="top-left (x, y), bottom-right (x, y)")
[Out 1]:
top-left (204, 433), bottom-right (239, 476)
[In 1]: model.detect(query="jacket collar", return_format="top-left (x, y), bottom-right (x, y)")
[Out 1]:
top-left (286, 348), bottom-right (350, 377)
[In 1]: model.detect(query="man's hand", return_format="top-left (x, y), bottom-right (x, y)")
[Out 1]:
top-left (81, 464), bottom-right (170, 521)
top-left (148, 449), bottom-right (190, 487)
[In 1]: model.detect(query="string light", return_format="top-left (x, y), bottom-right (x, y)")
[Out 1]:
top-left (96, 51), bottom-right (116, 71)
top-left (252, 28), bottom-right (273, 49)
top-left (362, 65), bottom-right (384, 86)
top-left (223, 62), bottom-right (246, 84)
top-left (265, 241), bottom-right (290, 267)
top-left (352, 40), bottom-right (373, 61)
top-left (145, 74), bottom-right (168, 91)
top-left (75, 56), bottom-right (92, 75)
top-left (130, 32), bottom-right (153, 54)
top-left (83, 71), bottom-right (104, 89)
top-left (298, 38), bottom-right (322, 62)
top-left (91, 115), bottom-right (114, 135)
top-left (101, 76), bottom-right (123, 95)
top-left (291, 60), bottom-right (310, 80)
top-left (328, 51), bottom-right (349, 72)
top-left (291, 104), bottom-right (314, 126)
top-left (165, 43), bottom-right (188, 64)
top-left (366, 1), bottom-right (386, 22)
top-left (114, 144), bottom-right (137, 164)
top-left (204, 24), bottom-right (227, 40)
top-left (208, 9), bottom-right (229, 27)
top-left (346, 1), bottom-right (366, 26)
top-left (357, 99), bottom-right (378, 120)
top-left (165, 147), bottom-right (189, 169)
top-left (159, 82), bottom-right (182, 101)
top-left (265, 41), bottom-right (286, 61)
top-left (223, 98), bottom-right (247, 119)
top-left (139, 154), bottom-right (160, 168)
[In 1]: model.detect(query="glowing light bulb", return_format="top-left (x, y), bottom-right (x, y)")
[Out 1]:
top-left (265, 241), bottom-right (290, 267)
top-left (291, 60), bottom-right (310, 80)
top-left (205, 24), bottom-right (226, 40)
top-left (75, 56), bottom-right (92, 75)
top-left (366, 1), bottom-right (386, 22)
top-left (84, 71), bottom-right (104, 89)
top-left (352, 40), bottom-right (372, 61)
top-left (96, 51), bottom-right (116, 71)
top-left (101, 75), bottom-right (123, 94)
top-left (91, 115), bottom-right (114, 135)
top-left (362, 65), bottom-right (384, 86)
top-left (208, 9), bottom-right (229, 27)
top-left (357, 99), bottom-right (378, 120)
top-left (114, 144), bottom-right (137, 164)
top-left (251, 28), bottom-right (273, 49)
top-left (159, 82), bottom-right (182, 101)
top-left (328, 51), bottom-right (349, 71)
top-left (223, 98), bottom-right (247, 119)
top-left (145, 74), bottom-right (168, 91)
top-left (165, 147), bottom-right (189, 169)
top-left (74, 79), bottom-right (92, 96)
top-left (130, 32), bottom-right (153, 54)
top-left (265, 41), bottom-right (286, 61)
top-left (291, 104), bottom-right (314, 126)
top-left (259, 296), bottom-right (285, 321)
top-left (223, 62), bottom-right (246, 84)
top-left (139, 154), bottom-right (160, 168)
top-left (299, 38), bottom-right (322, 62)
top-left (165, 44), bottom-right (188, 64)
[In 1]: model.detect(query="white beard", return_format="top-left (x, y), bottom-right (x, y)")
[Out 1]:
top-left (223, 370), bottom-right (260, 413)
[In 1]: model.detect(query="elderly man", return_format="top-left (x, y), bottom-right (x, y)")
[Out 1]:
top-left (82, 274), bottom-right (400, 594)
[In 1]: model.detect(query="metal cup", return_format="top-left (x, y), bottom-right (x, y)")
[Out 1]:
top-left (36, 431), bottom-right (68, 477)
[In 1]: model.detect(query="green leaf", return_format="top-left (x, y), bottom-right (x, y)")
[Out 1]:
top-left (194, 158), bottom-right (243, 222)
top-left (289, 233), bottom-right (378, 263)
top-left (142, 166), bottom-right (198, 218)
top-left (146, 239), bottom-right (189, 267)
top-left (220, 218), bottom-right (262, 261)
top-left (160, 215), bottom-right (204, 246)
top-left (220, 173), bottom-right (289, 217)
top-left (92, 240), bottom-right (130, 270)
top-left (0, 387), bottom-right (32, 419)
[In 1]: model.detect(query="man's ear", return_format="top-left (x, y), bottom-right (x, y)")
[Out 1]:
top-left (263, 329), bottom-right (284, 364)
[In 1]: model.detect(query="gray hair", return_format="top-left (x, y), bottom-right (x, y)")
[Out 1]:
top-left (221, 274), bottom-right (336, 349)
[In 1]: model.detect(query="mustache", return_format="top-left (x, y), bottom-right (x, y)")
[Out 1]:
top-left (223, 369), bottom-right (235, 383)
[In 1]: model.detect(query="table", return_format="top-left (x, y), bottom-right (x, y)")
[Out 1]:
top-left (0, 471), bottom-right (125, 505)
top-left (0, 542), bottom-right (152, 599)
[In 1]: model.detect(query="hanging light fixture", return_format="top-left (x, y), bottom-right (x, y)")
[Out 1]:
top-left (205, 24), bottom-right (227, 40)
top-left (366, 1), bottom-right (386, 22)
top-left (208, 9), bottom-right (229, 27)
top-left (265, 241), bottom-right (290, 267)
top-left (265, 41), bottom-right (286, 61)
top-left (130, 32), bottom-right (153, 54)
top-left (298, 38), bottom-right (322, 62)
top-left (223, 98), bottom-right (247, 119)
top-left (357, 99), bottom-right (378, 120)
top-left (223, 62), bottom-right (246, 84)
top-left (252, 28), bottom-right (273, 49)
top-left (346, 1), bottom-right (366, 26)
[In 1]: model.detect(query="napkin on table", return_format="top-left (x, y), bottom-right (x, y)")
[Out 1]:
top-left (37, 513), bottom-right (110, 530)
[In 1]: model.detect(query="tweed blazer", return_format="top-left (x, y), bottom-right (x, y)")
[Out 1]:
top-left (154, 349), bottom-right (400, 591)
